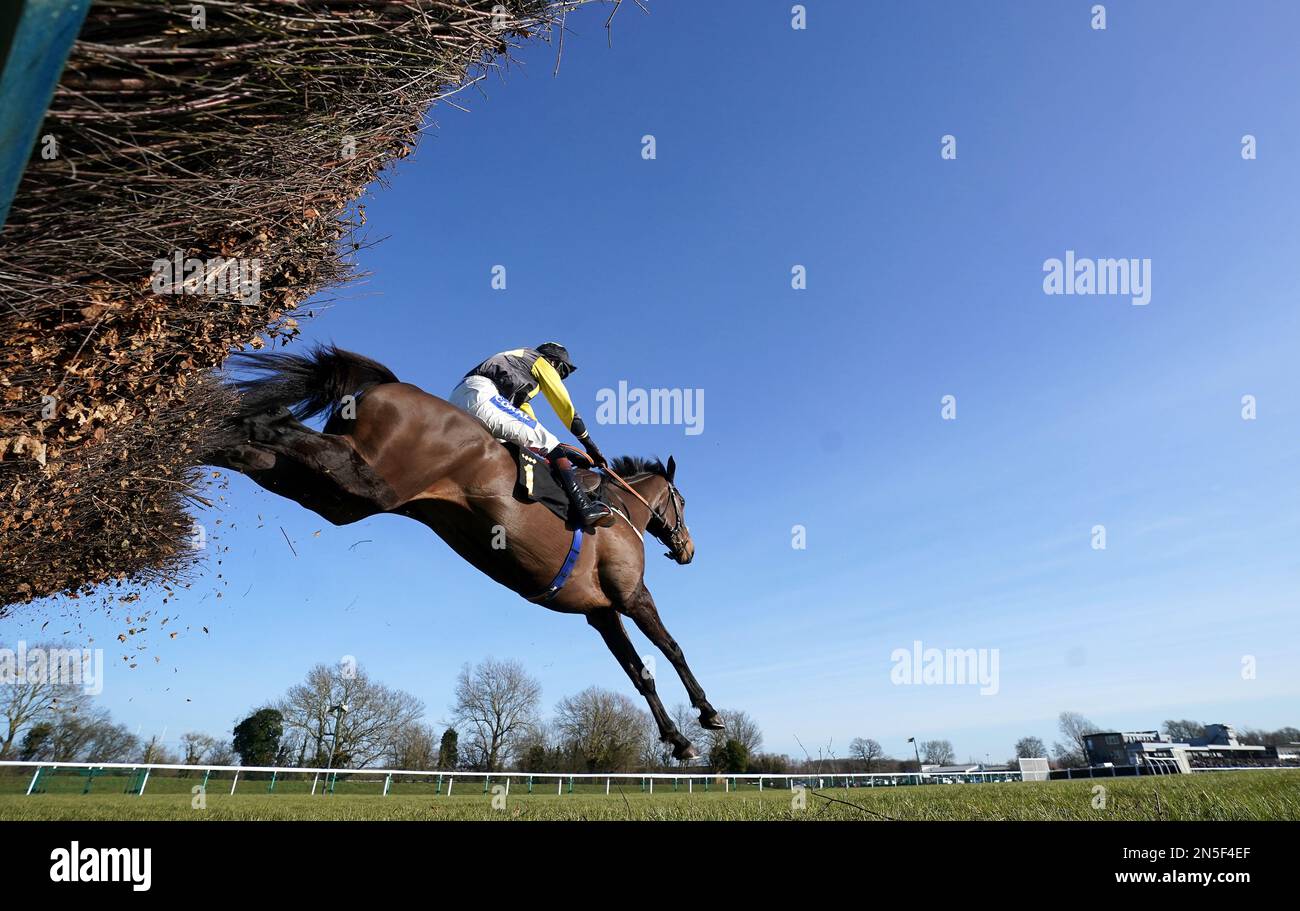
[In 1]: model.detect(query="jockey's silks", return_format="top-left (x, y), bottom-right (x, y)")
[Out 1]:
top-left (463, 348), bottom-right (577, 432)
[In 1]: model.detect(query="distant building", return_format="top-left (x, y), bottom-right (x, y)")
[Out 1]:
top-left (1083, 723), bottom-right (1272, 772)
top-left (1200, 723), bottom-right (1240, 746)
top-left (1275, 743), bottom-right (1300, 762)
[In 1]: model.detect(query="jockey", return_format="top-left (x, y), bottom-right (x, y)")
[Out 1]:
top-left (450, 343), bottom-right (615, 529)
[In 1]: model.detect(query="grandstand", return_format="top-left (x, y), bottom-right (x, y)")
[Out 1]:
top-left (1082, 723), bottom-right (1298, 774)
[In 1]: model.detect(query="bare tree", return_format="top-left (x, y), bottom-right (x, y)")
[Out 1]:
top-left (1239, 726), bottom-right (1300, 747)
top-left (181, 732), bottom-right (218, 765)
top-left (0, 641), bottom-right (86, 758)
top-left (1053, 711), bottom-right (1100, 766)
top-left (451, 658), bottom-right (541, 772)
top-left (389, 722), bottom-right (439, 770)
top-left (1161, 719), bottom-right (1205, 743)
top-left (141, 735), bottom-right (178, 765)
top-left (641, 712), bottom-right (672, 769)
top-left (22, 703), bottom-right (138, 763)
top-left (750, 752), bottom-right (792, 773)
top-left (515, 722), bottom-right (559, 772)
top-left (702, 708), bottom-right (763, 757)
top-left (553, 687), bottom-right (648, 772)
top-left (277, 661), bottom-right (425, 768)
top-left (206, 739), bottom-right (235, 766)
top-left (849, 737), bottom-right (885, 771)
top-left (921, 739), bottom-right (956, 765)
top-left (1014, 736), bottom-right (1047, 758)
top-left (83, 717), bottom-right (140, 762)
top-left (44, 698), bottom-right (97, 759)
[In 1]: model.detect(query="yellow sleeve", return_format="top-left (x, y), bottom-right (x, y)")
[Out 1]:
top-left (531, 356), bottom-right (576, 430)
top-left (518, 400), bottom-right (537, 420)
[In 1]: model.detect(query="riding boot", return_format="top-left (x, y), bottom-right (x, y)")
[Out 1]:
top-left (552, 456), bottom-right (615, 528)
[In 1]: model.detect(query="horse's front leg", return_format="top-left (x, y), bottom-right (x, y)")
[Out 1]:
top-left (624, 585), bottom-right (723, 731)
top-left (586, 608), bottom-right (697, 761)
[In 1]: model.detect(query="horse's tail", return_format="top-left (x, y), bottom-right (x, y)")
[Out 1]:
top-left (226, 343), bottom-right (399, 422)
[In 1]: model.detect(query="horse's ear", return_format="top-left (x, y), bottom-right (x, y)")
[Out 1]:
top-left (666, 456), bottom-right (676, 482)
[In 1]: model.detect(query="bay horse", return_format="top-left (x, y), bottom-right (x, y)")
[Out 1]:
top-left (204, 345), bottom-right (722, 760)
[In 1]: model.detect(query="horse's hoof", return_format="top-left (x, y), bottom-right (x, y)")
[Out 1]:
top-left (699, 710), bottom-right (725, 731)
top-left (673, 742), bottom-right (699, 761)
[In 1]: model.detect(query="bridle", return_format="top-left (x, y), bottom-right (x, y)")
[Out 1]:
top-left (599, 466), bottom-right (689, 560)
top-left (648, 482), bottom-right (688, 560)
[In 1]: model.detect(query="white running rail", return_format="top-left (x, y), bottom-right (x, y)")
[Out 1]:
top-left (0, 759), bottom-right (1023, 797)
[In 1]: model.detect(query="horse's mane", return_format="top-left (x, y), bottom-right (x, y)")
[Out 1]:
top-left (609, 455), bottom-right (668, 479)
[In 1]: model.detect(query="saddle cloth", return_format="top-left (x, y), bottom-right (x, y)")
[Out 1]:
top-left (507, 443), bottom-right (604, 524)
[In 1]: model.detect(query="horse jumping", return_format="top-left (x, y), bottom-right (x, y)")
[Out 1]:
top-left (204, 345), bottom-right (722, 760)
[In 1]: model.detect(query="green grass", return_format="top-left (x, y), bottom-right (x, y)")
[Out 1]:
top-left (0, 771), bottom-right (1296, 821)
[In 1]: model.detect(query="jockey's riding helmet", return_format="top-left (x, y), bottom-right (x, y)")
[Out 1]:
top-left (536, 342), bottom-right (576, 378)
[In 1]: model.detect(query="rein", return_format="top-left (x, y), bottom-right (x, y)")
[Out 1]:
top-left (599, 465), bottom-right (654, 512)
top-left (598, 465), bottom-right (686, 558)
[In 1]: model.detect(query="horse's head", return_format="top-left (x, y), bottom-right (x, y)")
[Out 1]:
top-left (647, 455), bottom-right (693, 565)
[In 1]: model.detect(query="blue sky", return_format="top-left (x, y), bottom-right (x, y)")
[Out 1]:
top-left (11, 0), bottom-right (1300, 764)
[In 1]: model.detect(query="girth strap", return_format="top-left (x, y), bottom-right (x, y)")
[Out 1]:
top-left (526, 526), bottom-right (584, 604)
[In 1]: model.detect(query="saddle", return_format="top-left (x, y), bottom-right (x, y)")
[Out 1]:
top-left (507, 442), bottom-right (604, 523)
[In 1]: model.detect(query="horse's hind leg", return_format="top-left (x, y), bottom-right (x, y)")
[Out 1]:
top-left (241, 407), bottom-right (397, 509)
top-left (208, 409), bottom-right (397, 524)
top-left (624, 585), bottom-right (723, 731)
top-left (586, 608), bottom-right (697, 761)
